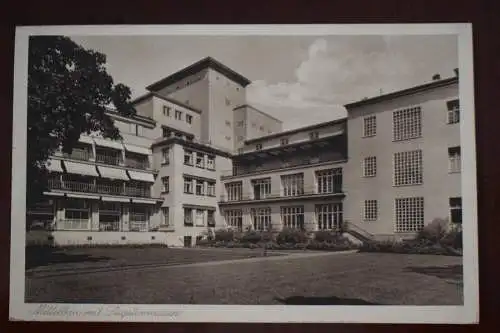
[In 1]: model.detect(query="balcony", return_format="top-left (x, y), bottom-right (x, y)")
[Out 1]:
top-left (125, 158), bottom-right (150, 170)
top-left (95, 154), bottom-right (121, 166)
top-left (219, 185), bottom-right (344, 204)
top-left (62, 149), bottom-right (92, 162)
top-left (48, 179), bottom-right (151, 198)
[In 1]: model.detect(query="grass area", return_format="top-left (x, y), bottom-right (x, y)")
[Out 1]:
top-left (25, 248), bottom-right (463, 305)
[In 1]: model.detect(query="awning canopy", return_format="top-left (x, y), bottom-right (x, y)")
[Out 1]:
top-left (97, 165), bottom-right (129, 181)
top-left (132, 198), bottom-right (157, 204)
top-left (101, 196), bottom-right (130, 202)
top-left (93, 137), bottom-right (123, 150)
top-left (78, 135), bottom-right (94, 145)
top-left (46, 159), bottom-right (63, 173)
top-left (124, 144), bottom-right (152, 156)
top-left (128, 170), bottom-right (155, 183)
top-left (63, 161), bottom-right (99, 177)
top-left (66, 193), bottom-right (99, 199)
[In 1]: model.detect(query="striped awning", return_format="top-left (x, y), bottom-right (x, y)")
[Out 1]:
top-left (124, 144), bottom-right (152, 155)
top-left (63, 161), bottom-right (99, 177)
top-left (101, 196), bottom-right (130, 202)
top-left (45, 159), bottom-right (63, 173)
top-left (97, 165), bottom-right (129, 180)
top-left (128, 170), bottom-right (155, 183)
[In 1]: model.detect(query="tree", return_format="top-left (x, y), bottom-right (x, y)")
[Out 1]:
top-left (27, 36), bottom-right (136, 206)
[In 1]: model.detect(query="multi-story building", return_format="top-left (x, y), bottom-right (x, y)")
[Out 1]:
top-left (26, 56), bottom-right (462, 246)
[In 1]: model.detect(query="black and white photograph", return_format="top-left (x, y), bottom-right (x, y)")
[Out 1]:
top-left (10, 24), bottom-right (478, 323)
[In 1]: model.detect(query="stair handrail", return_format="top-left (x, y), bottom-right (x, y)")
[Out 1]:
top-left (343, 221), bottom-right (374, 240)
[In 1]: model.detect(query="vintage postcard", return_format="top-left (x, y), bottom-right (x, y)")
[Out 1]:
top-left (10, 24), bottom-right (478, 323)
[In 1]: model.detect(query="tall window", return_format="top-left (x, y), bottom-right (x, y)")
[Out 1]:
top-left (225, 120), bottom-right (231, 127)
top-left (161, 176), bottom-right (169, 193)
top-left (129, 206), bottom-right (149, 232)
top-left (393, 106), bottom-right (422, 141)
top-left (236, 121), bottom-right (244, 127)
top-left (225, 209), bottom-right (242, 230)
top-left (393, 150), bottom-right (423, 186)
top-left (316, 203), bottom-right (343, 230)
top-left (195, 209), bottom-right (205, 226)
top-left (62, 199), bottom-right (90, 230)
top-left (175, 110), bottom-right (182, 120)
top-left (161, 147), bottom-right (169, 164)
top-left (395, 197), bottom-right (424, 232)
top-left (363, 200), bottom-right (378, 221)
top-left (184, 208), bottom-right (193, 225)
top-left (280, 138), bottom-right (289, 145)
top-left (99, 202), bottom-right (121, 232)
top-left (448, 146), bottom-right (461, 173)
top-left (207, 155), bottom-right (215, 170)
top-left (450, 197), bottom-right (462, 223)
top-left (163, 106), bottom-right (171, 117)
top-left (186, 114), bottom-right (193, 124)
top-left (207, 210), bottom-right (215, 227)
top-left (256, 144), bottom-right (262, 150)
top-left (252, 178), bottom-right (271, 200)
top-left (309, 131), bottom-right (319, 140)
top-left (251, 207), bottom-right (271, 231)
top-left (184, 149), bottom-right (193, 165)
top-left (226, 182), bottom-right (242, 201)
top-left (281, 173), bottom-right (304, 197)
top-left (161, 207), bottom-right (169, 226)
top-left (196, 152), bottom-right (205, 168)
top-left (316, 168), bottom-right (342, 194)
top-left (363, 115), bottom-right (377, 137)
top-left (207, 182), bottom-right (216, 196)
top-left (195, 180), bottom-right (205, 195)
top-left (184, 177), bottom-right (193, 194)
top-left (447, 99), bottom-right (460, 124)
top-left (281, 206), bottom-right (304, 229)
top-left (363, 156), bottom-right (377, 177)
top-left (162, 127), bottom-right (172, 138)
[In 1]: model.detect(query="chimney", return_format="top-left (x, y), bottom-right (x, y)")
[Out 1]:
top-left (432, 74), bottom-right (441, 81)
top-left (454, 68), bottom-right (459, 77)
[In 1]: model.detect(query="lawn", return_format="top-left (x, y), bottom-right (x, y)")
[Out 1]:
top-left (25, 247), bottom-right (463, 305)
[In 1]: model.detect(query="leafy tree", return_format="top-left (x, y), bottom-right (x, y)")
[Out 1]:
top-left (27, 36), bottom-right (136, 206)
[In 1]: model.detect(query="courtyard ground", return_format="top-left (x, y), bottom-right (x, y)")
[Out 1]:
top-left (25, 247), bottom-right (463, 305)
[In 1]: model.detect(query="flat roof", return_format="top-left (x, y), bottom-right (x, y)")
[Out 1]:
top-left (131, 92), bottom-right (202, 114)
top-left (146, 57), bottom-right (252, 91)
top-left (151, 137), bottom-right (233, 158)
top-left (244, 117), bottom-right (347, 144)
top-left (105, 108), bottom-right (156, 125)
top-left (344, 76), bottom-right (459, 109)
top-left (233, 104), bottom-right (283, 123)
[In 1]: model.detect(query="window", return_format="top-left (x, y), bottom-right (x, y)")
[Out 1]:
top-left (207, 182), bottom-right (216, 196)
top-left (175, 110), bottom-right (182, 120)
top-left (225, 97), bottom-right (231, 106)
top-left (238, 136), bottom-right (244, 142)
top-left (252, 178), bottom-right (271, 200)
top-left (393, 106), bottom-right (422, 141)
top-left (281, 206), bottom-right (304, 229)
top-left (256, 144), bottom-right (262, 150)
top-left (259, 125), bottom-right (264, 131)
top-left (363, 115), bottom-right (377, 137)
top-left (163, 106), bottom-right (171, 117)
top-left (207, 210), bottom-right (215, 226)
top-left (280, 138), bottom-right (289, 145)
top-left (186, 114), bottom-right (193, 124)
top-left (135, 125), bottom-right (144, 137)
top-left (236, 121), bottom-right (244, 127)
top-left (363, 200), bottom-right (378, 221)
top-left (195, 180), bottom-right (205, 195)
top-left (129, 123), bottom-right (137, 135)
top-left (162, 127), bottom-right (172, 138)
top-left (161, 176), bottom-right (169, 193)
top-left (316, 168), bottom-right (342, 194)
top-left (184, 149), bottom-right (193, 165)
top-left (195, 209), bottom-right (205, 226)
top-left (309, 131), bottom-right (319, 140)
top-left (251, 207), bottom-right (271, 231)
top-left (161, 148), bottom-right (169, 164)
top-left (448, 146), bottom-right (461, 173)
top-left (196, 152), bottom-right (205, 168)
top-left (207, 155), bottom-right (215, 170)
top-left (129, 206), bottom-right (149, 232)
top-left (281, 173), bottom-right (304, 197)
top-left (161, 207), bottom-right (169, 226)
top-left (252, 122), bottom-right (257, 128)
top-left (226, 182), bottom-right (242, 201)
top-left (225, 120), bottom-right (231, 127)
top-left (447, 99), bottom-right (460, 124)
top-left (175, 132), bottom-right (183, 139)
top-left (225, 136), bottom-right (231, 141)
top-left (395, 197), bottom-right (424, 232)
top-left (62, 199), bottom-right (90, 230)
top-left (184, 177), bottom-right (193, 194)
top-left (184, 208), bottom-right (193, 225)
top-left (450, 197), bottom-right (462, 223)
top-left (225, 209), bottom-right (242, 230)
top-left (363, 156), bottom-right (377, 177)
top-left (237, 148), bottom-right (243, 154)
top-left (98, 202), bottom-right (121, 232)
top-left (393, 150), bottom-right (423, 186)
top-left (316, 203), bottom-right (343, 230)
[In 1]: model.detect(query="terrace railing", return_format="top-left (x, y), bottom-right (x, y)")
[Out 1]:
top-left (48, 179), bottom-right (151, 198)
top-left (219, 185), bottom-right (343, 203)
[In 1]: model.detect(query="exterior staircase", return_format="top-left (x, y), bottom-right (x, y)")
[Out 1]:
top-left (343, 221), bottom-right (375, 244)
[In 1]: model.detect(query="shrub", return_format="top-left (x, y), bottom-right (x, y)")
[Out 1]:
top-left (416, 218), bottom-right (448, 243)
top-left (307, 240), bottom-right (354, 251)
top-left (440, 229), bottom-right (462, 249)
top-left (240, 230), bottom-right (263, 244)
top-left (214, 229), bottom-right (234, 242)
top-left (276, 228), bottom-right (308, 245)
top-left (314, 230), bottom-right (344, 243)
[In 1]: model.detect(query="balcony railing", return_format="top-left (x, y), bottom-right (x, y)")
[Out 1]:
top-left (48, 179), bottom-right (151, 198)
top-left (95, 154), bottom-right (121, 166)
top-left (219, 185), bottom-right (343, 203)
top-left (125, 158), bottom-right (150, 170)
top-left (63, 149), bottom-right (92, 162)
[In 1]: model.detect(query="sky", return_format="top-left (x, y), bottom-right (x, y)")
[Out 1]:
top-left (70, 34), bottom-right (458, 130)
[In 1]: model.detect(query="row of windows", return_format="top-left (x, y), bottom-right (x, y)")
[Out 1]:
top-left (362, 147), bottom-right (461, 185)
top-left (163, 106), bottom-right (193, 124)
top-left (183, 177), bottom-right (216, 196)
top-left (362, 99), bottom-right (460, 139)
top-left (255, 131), bottom-right (320, 151)
top-left (184, 149), bottom-right (216, 170)
top-left (184, 208), bottom-right (215, 227)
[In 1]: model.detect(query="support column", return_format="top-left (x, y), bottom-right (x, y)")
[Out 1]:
top-left (122, 204), bottom-right (129, 231)
top-left (91, 201), bottom-right (99, 231)
top-left (304, 202), bottom-right (317, 232)
top-left (242, 207), bottom-right (253, 231)
top-left (271, 205), bottom-right (281, 231)
top-left (55, 199), bottom-right (65, 230)
top-left (90, 140), bottom-right (96, 161)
